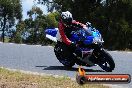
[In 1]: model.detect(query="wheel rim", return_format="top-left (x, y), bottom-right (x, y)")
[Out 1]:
top-left (99, 62), bottom-right (111, 71)
top-left (95, 50), bottom-right (115, 72)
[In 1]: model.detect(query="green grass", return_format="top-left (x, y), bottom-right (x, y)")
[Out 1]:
top-left (0, 67), bottom-right (110, 88)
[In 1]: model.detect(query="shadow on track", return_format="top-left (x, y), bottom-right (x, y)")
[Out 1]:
top-left (36, 65), bottom-right (105, 72)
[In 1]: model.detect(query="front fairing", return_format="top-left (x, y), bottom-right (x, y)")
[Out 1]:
top-left (70, 27), bottom-right (104, 45)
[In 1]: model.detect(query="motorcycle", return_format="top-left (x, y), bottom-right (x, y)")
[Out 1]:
top-left (45, 23), bottom-right (115, 72)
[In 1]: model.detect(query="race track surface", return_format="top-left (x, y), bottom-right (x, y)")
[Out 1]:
top-left (0, 43), bottom-right (131, 88)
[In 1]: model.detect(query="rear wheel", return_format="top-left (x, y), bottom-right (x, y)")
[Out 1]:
top-left (97, 49), bottom-right (115, 72)
top-left (54, 42), bottom-right (75, 67)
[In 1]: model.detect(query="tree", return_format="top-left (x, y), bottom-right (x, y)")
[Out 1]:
top-left (46, 12), bottom-right (59, 27)
top-left (22, 6), bottom-right (59, 45)
top-left (101, 0), bottom-right (132, 50)
top-left (36, 0), bottom-right (102, 22)
top-left (27, 6), bottom-right (43, 20)
top-left (26, 6), bottom-right (43, 44)
top-left (13, 21), bottom-right (26, 43)
top-left (0, 0), bottom-right (22, 42)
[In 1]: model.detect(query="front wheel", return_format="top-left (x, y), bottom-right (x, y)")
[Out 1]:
top-left (97, 49), bottom-right (115, 72)
top-left (54, 42), bottom-right (75, 67)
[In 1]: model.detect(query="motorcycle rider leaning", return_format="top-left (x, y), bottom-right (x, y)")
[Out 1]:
top-left (58, 11), bottom-right (87, 51)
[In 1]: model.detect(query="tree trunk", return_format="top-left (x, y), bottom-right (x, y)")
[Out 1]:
top-left (2, 14), bottom-right (6, 42)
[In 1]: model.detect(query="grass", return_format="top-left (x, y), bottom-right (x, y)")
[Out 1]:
top-left (0, 67), bottom-right (110, 88)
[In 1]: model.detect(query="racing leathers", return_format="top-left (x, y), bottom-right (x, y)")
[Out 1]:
top-left (58, 19), bottom-right (86, 47)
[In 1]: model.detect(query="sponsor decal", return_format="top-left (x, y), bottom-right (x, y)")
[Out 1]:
top-left (76, 66), bottom-right (131, 84)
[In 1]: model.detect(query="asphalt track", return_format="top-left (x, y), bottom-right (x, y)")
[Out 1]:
top-left (0, 43), bottom-right (132, 88)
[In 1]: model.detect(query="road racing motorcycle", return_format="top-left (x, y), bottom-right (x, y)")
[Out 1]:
top-left (45, 23), bottom-right (115, 72)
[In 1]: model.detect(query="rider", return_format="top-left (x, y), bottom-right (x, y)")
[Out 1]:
top-left (58, 11), bottom-right (87, 51)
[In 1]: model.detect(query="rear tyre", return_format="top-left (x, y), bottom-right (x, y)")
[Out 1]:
top-left (54, 42), bottom-right (75, 67)
top-left (98, 49), bottom-right (115, 72)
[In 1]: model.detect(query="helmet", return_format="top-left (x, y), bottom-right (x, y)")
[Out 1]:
top-left (61, 11), bottom-right (73, 26)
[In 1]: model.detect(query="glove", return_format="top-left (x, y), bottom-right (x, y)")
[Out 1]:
top-left (72, 23), bottom-right (83, 29)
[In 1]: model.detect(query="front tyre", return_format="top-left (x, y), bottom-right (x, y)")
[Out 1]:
top-left (54, 42), bottom-right (75, 67)
top-left (98, 49), bottom-right (115, 72)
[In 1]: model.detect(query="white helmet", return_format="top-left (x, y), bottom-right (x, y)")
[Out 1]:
top-left (61, 11), bottom-right (73, 25)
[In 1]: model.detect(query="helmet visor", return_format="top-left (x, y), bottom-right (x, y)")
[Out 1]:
top-left (63, 18), bottom-right (73, 25)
